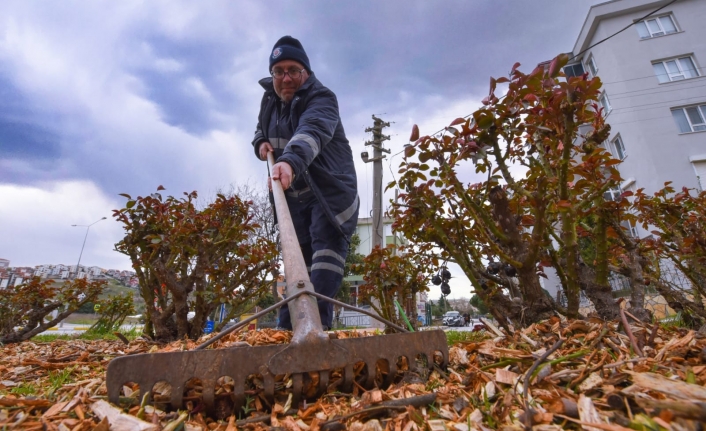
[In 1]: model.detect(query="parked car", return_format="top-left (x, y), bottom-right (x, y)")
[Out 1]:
top-left (442, 311), bottom-right (464, 327)
top-left (468, 319), bottom-right (486, 331)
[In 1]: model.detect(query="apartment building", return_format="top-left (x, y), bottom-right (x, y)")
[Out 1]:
top-left (542, 0), bottom-right (705, 301)
top-left (565, 0), bottom-right (705, 205)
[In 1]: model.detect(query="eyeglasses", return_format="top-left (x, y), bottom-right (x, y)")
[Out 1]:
top-left (271, 67), bottom-right (306, 80)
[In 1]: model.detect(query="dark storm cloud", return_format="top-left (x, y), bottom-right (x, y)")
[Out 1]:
top-left (128, 35), bottom-right (241, 135)
top-left (0, 0), bottom-right (604, 271)
top-left (272, 0), bottom-right (593, 110)
top-left (0, 75), bottom-right (61, 161)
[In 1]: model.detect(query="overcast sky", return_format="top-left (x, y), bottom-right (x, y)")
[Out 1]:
top-left (0, 0), bottom-right (604, 298)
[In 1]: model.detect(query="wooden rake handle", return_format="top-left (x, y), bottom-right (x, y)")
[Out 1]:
top-left (267, 152), bottom-right (326, 341)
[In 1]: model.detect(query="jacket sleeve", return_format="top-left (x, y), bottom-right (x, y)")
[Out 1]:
top-left (252, 121), bottom-right (267, 158)
top-left (278, 89), bottom-right (339, 176)
top-left (251, 94), bottom-right (269, 158)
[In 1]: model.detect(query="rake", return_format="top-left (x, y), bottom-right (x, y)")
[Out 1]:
top-left (106, 153), bottom-right (449, 416)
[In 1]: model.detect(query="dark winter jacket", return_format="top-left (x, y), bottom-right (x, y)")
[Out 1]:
top-left (252, 73), bottom-right (359, 237)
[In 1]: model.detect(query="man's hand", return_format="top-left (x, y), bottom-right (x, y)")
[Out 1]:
top-left (271, 161), bottom-right (295, 190)
top-left (258, 141), bottom-right (274, 160)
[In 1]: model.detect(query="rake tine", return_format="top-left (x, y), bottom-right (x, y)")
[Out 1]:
top-left (408, 353), bottom-right (419, 373)
top-left (364, 362), bottom-right (376, 388)
top-left (263, 371), bottom-right (275, 401)
top-left (202, 379), bottom-right (216, 415)
top-left (233, 379), bottom-right (245, 414)
top-left (383, 359), bottom-right (396, 388)
top-left (342, 364), bottom-right (354, 393)
top-left (170, 382), bottom-right (183, 411)
top-left (317, 370), bottom-right (329, 398)
top-left (145, 380), bottom-right (157, 404)
top-left (292, 373), bottom-right (303, 407)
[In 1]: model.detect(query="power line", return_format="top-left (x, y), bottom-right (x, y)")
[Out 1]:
top-left (569, 0), bottom-right (679, 62)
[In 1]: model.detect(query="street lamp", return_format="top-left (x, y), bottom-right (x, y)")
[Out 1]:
top-left (72, 217), bottom-right (107, 279)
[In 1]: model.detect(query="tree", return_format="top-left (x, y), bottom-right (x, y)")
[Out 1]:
top-left (469, 294), bottom-right (489, 316)
top-left (0, 277), bottom-right (106, 344)
top-left (114, 187), bottom-right (279, 341)
top-left (392, 55), bottom-right (646, 328)
top-left (436, 295), bottom-right (450, 316)
top-left (89, 292), bottom-right (135, 334)
top-left (224, 183), bottom-right (282, 301)
top-left (354, 244), bottom-right (432, 326)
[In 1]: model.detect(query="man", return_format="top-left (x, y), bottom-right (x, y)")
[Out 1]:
top-left (252, 36), bottom-right (359, 330)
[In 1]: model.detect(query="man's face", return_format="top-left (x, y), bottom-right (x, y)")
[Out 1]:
top-left (271, 60), bottom-right (309, 103)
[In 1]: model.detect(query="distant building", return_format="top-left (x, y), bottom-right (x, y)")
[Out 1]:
top-left (352, 217), bottom-right (404, 256)
top-left (0, 258), bottom-right (9, 268)
top-left (0, 268), bottom-right (10, 289)
top-left (344, 217), bottom-right (404, 305)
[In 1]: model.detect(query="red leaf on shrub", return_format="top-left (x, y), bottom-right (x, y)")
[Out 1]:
top-left (409, 124), bottom-right (419, 142)
top-left (548, 53), bottom-right (569, 78)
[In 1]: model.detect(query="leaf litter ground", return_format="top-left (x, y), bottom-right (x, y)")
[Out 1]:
top-left (1, 317), bottom-right (706, 430)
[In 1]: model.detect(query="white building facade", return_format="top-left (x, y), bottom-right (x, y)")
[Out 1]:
top-left (568, 0), bottom-right (705, 200)
top-left (543, 0), bottom-right (706, 301)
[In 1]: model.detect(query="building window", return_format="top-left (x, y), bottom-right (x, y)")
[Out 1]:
top-left (671, 104), bottom-right (706, 133)
top-left (623, 221), bottom-right (639, 238)
top-left (604, 186), bottom-right (622, 202)
top-left (653, 56), bottom-right (699, 83)
top-left (636, 14), bottom-right (677, 39)
top-left (610, 136), bottom-right (626, 160)
top-left (585, 56), bottom-right (598, 78)
top-left (599, 92), bottom-right (611, 114)
top-left (563, 63), bottom-right (585, 78)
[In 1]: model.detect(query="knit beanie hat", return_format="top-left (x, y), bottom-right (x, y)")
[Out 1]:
top-left (269, 36), bottom-right (311, 73)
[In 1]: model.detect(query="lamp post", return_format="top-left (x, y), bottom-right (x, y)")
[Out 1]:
top-left (72, 217), bottom-right (107, 279)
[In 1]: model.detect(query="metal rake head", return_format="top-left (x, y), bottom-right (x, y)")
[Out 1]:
top-left (106, 330), bottom-right (448, 417)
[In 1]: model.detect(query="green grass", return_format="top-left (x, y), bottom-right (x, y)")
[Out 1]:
top-left (31, 326), bottom-right (143, 343)
top-left (9, 382), bottom-right (37, 396)
top-left (62, 317), bottom-right (97, 325)
top-left (658, 311), bottom-right (688, 329)
top-left (48, 368), bottom-right (74, 398)
top-left (445, 330), bottom-right (488, 345)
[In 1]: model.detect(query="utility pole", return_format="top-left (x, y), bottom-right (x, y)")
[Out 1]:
top-left (361, 115), bottom-right (390, 250)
